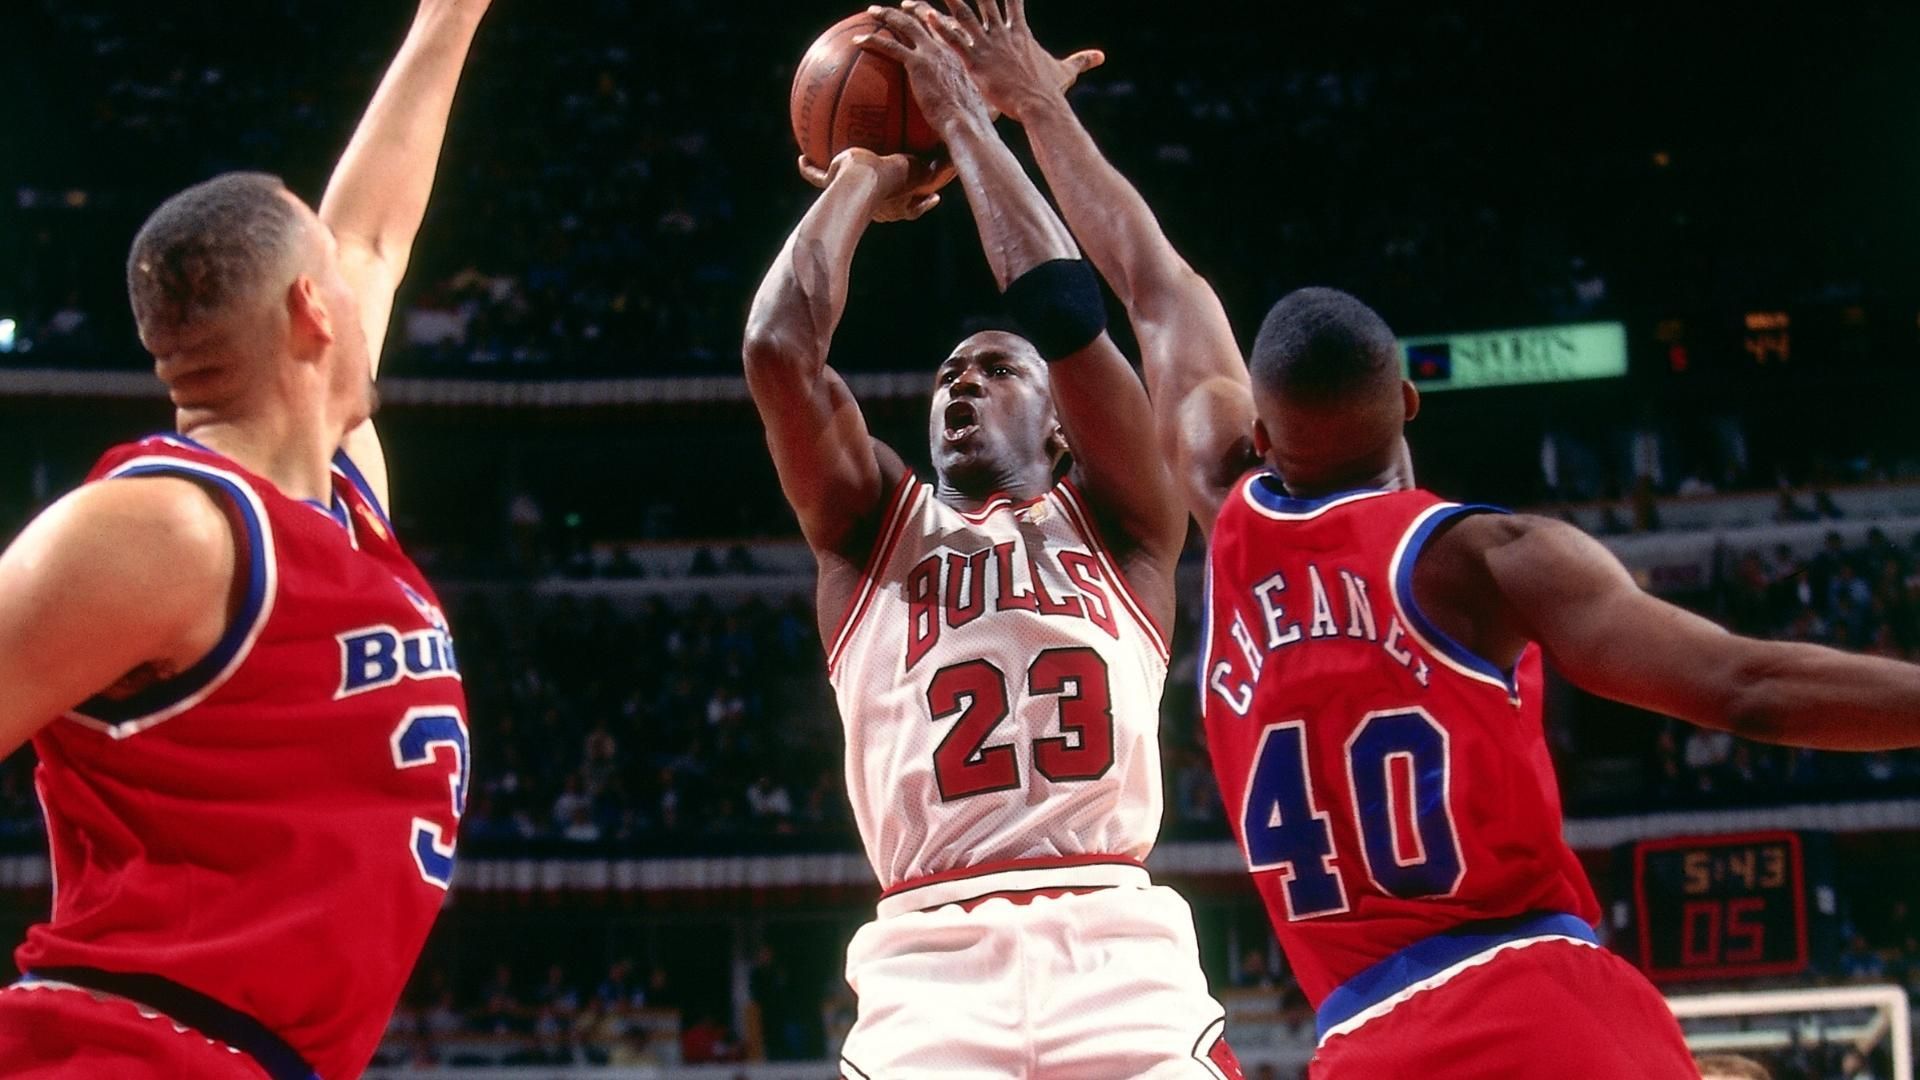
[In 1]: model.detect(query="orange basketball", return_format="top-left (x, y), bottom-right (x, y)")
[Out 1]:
top-left (789, 12), bottom-right (942, 170)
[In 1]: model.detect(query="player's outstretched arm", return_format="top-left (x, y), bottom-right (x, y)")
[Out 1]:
top-left (1440, 513), bottom-right (1920, 751)
top-left (865, 4), bottom-right (1186, 576)
top-left (318, 0), bottom-right (491, 511)
top-left (743, 152), bottom-right (931, 561)
top-left (934, 0), bottom-right (1257, 535)
top-left (0, 481), bottom-right (236, 760)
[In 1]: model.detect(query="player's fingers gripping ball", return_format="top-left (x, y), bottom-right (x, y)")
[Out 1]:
top-left (790, 12), bottom-right (943, 176)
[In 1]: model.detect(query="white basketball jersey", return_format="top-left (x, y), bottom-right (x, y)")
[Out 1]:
top-left (827, 476), bottom-right (1172, 905)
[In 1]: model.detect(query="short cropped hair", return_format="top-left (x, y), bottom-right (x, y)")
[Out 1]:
top-left (126, 172), bottom-right (304, 338)
top-left (1694, 1054), bottom-right (1771, 1080)
top-left (1248, 287), bottom-right (1400, 403)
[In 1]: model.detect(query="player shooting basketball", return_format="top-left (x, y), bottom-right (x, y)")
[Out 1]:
top-left (923, 1), bottom-right (1920, 1077)
top-left (744, 6), bottom-right (1240, 1078)
top-left (0, 3), bottom-right (486, 1077)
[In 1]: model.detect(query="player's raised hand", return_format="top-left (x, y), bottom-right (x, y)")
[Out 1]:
top-left (925, 0), bottom-right (1104, 122)
top-left (856, 4), bottom-right (992, 135)
top-left (799, 148), bottom-right (950, 223)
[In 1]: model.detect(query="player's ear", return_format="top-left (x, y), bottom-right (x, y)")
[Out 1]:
top-left (1251, 417), bottom-right (1273, 457)
top-left (286, 275), bottom-right (336, 357)
top-left (1401, 379), bottom-right (1421, 424)
top-left (1047, 422), bottom-right (1070, 466)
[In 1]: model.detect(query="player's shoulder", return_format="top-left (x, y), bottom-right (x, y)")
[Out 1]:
top-left (66, 472), bottom-right (235, 568)
top-left (1406, 508), bottom-right (1571, 631)
top-left (6, 471), bottom-right (236, 626)
top-left (88, 432), bottom-right (222, 473)
top-left (1421, 509), bottom-right (1566, 563)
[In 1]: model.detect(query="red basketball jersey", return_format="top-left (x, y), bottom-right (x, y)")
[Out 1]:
top-left (1201, 474), bottom-right (1598, 1006)
top-left (15, 434), bottom-right (468, 1080)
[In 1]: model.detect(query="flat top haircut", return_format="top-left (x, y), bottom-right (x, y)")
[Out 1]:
top-left (1248, 286), bottom-right (1401, 405)
top-left (126, 171), bottom-right (305, 342)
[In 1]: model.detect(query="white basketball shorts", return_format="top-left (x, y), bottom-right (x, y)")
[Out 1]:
top-left (838, 884), bottom-right (1239, 1080)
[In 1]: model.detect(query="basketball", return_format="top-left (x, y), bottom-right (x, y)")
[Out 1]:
top-left (790, 12), bottom-right (941, 170)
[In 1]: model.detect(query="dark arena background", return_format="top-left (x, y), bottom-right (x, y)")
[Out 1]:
top-left (3, 2), bottom-right (1920, 1077)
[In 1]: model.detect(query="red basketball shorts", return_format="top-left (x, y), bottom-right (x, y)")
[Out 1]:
top-left (0, 980), bottom-right (271, 1080)
top-left (1310, 936), bottom-right (1697, 1079)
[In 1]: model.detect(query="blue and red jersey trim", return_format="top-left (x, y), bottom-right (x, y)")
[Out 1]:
top-left (67, 454), bottom-right (278, 733)
top-left (1314, 911), bottom-right (1598, 1043)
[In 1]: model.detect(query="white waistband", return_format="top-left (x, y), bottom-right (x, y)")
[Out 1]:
top-left (876, 860), bottom-right (1151, 919)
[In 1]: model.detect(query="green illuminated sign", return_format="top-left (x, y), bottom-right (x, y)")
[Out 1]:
top-left (1401, 321), bottom-right (1627, 392)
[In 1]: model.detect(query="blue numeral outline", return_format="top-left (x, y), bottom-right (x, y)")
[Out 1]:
top-left (1242, 708), bottom-right (1468, 923)
top-left (1343, 707), bottom-right (1465, 900)
top-left (1239, 720), bottom-right (1351, 921)
top-left (390, 707), bottom-right (470, 890)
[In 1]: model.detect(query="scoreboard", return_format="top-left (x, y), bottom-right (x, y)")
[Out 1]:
top-left (1617, 831), bottom-right (1838, 983)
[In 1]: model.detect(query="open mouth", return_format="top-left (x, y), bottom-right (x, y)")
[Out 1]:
top-left (943, 400), bottom-right (981, 444)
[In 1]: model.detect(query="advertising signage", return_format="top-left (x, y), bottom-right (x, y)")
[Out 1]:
top-left (1402, 321), bottom-right (1628, 392)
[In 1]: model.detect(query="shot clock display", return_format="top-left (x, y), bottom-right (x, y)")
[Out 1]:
top-left (1623, 831), bottom-right (1837, 983)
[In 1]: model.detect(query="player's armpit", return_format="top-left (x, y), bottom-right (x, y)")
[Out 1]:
top-left (1473, 514), bottom-right (1920, 751)
top-left (0, 478), bottom-right (237, 759)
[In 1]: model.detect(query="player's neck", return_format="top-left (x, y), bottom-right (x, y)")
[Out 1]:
top-left (934, 462), bottom-right (1054, 513)
top-left (1284, 448), bottom-right (1417, 500)
top-left (178, 410), bottom-right (336, 504)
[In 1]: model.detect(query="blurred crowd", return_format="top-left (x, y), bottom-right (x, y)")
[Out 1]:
top-left (8, 2), bottom-right (1913, 378)
top-left (377, 948), bottom-right (838, 1069)
top-left (449, 590), bottom-right (850, 853)
top-left (4, 528), bottom-right (1920, 849)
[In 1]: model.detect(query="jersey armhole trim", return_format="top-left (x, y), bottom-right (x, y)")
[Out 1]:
top-left (331, 448), bottom-right (392, 532)
top-left (826, 475), bottom-right (922, 676)
top-left (65, 458), bottom-right (279, 737)
top-left (1387, 502), bottom-right (1519, 698)
top-left (1053, 478), bottom-right (1170, 661)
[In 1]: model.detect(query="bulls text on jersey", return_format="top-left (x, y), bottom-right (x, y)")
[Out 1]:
top-left (903, 533), bottom-right (1123, 672)
top-left (337, 580), bottom-right (461, 698)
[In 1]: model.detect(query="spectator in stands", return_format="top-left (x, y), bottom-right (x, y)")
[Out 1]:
top-left (750, 945), bottom-right (821, 1061)
top-left (679, 1013), bottom-right (740, 1064)
top-left (1682, 727), bottom-right (1735, 794)
top-left (552, 772), bottom-right (593, 831)
top-left (597, 958), bottom-right (644, 1012)
top-left (1829, 562), bottom-right (1875, 645)
top-left (1840, 933), bottom-right (1887, 980)
top-left (479, 962), bottom-right (527, 1034)
top-left (561, 805), bottom-right (602, 843)
top-left (1773, 490), bottom-right (1819, 525)
top-left (1233, 948), bottom-right (1278, 990)
top-left (745, 775), bottom-right (794, 829)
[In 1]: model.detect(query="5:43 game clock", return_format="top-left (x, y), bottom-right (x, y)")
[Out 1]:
top-left (1620, 830), bottom-right (1838, 983)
